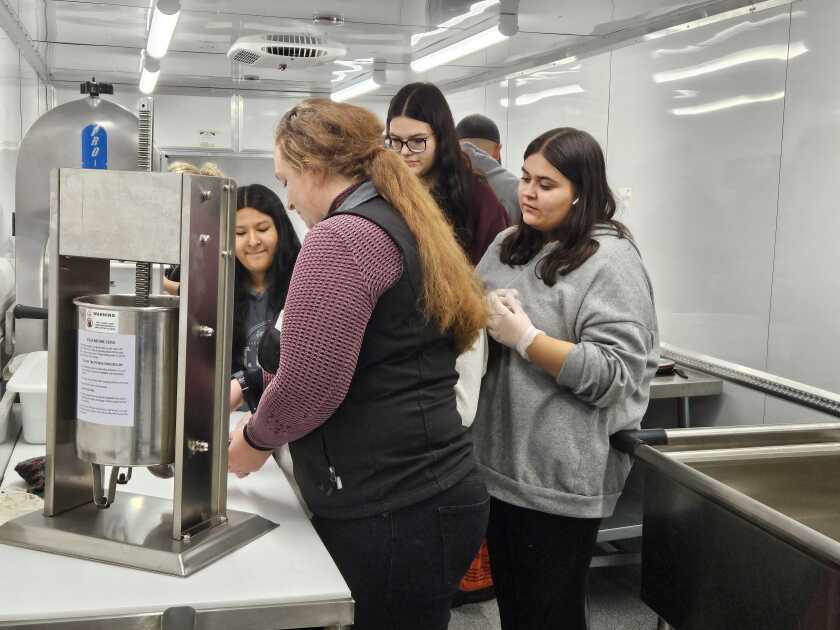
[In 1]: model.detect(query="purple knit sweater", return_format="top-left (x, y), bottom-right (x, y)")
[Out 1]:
top-left (246, 214), bottom-right (403, 448)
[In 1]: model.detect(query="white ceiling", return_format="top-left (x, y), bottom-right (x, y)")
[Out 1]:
top-left (10, 0), bottom-right (754, 95)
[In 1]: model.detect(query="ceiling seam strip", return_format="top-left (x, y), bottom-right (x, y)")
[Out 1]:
top-left (0, 0), bottom-right (48, 82)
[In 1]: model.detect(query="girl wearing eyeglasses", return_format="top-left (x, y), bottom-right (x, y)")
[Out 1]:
top-left (386, 82), bottom-right (509, 266)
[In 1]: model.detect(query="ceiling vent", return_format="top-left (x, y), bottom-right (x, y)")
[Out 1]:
top-left (227, 32), bottom-right (347, 69)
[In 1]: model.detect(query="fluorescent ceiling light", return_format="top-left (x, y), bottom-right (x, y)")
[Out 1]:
top-left (139, 54), bottom-right (161, 94)
top-left (331, 62), bottom-right (386, 102)
top-left (514, 84), bottom-right (584, 106)
top-left (412, 28), bottom-right (447, 48)
top-left (412, 0), bottom-right (500, 47)
top-left (411, 25), bottom-right (508, 73)
top-left (653, 42), bottom-right (807, 83)
top-left (505, 56), bottom-right (577, 81)
top-left (146, 0), bottom-right (181, 59)
top-left (671, 90), bottom-right (784, 115)
top-left (643, 0), bottom-right (797, 41)
top-left (331, 76), bottom-right (380, 102)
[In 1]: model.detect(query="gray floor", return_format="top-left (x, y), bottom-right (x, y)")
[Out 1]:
top-left (449, 564), bottom-right (658, 630)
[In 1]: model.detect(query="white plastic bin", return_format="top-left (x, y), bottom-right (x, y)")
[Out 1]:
top-left (7, 351), bottom-right (48, 444)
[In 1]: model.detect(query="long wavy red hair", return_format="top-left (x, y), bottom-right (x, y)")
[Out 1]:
top-left (275, 98), bottom-right (486, 352)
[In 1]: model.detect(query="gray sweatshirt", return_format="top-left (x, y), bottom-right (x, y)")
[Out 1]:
top-left (462, 142), bottom-right (522, 224)
top-left (475, 226), bottom-right (659, 518)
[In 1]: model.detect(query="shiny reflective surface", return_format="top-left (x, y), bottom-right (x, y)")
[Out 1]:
top-left (766, 0), bottom-right (840, 423)
top-left (639, 422), bottom-right (840, 567)
top-left (46, 213), bottom-right (110, 515)
top-left (0, 492), bottom-right (275, 576)
top-left (0, 407), bottom-right (20, 487)
top-left (4, 0), bottom-right (766, 93)
top-left (58, 169), bottom-right (183, 264)
top-left (637, 424), bottom-right (840, 629)
top-left (74, 294), bottom-right (179, 467)
top-left (0, 169), bottom-right (267, 577)
top-left (15, 97), bottom-right (140, 354)
top-left (172, 173), bottom-right (236, 537)
top-left (608, 4), bottom-right (790, 419)
top-left (692, 452), bottom-right (840, 542)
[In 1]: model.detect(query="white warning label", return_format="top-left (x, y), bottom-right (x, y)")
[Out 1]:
top-left (79, 308), bottom-right (120, 334)
top-left (77, 330), bottom-right (136, 427)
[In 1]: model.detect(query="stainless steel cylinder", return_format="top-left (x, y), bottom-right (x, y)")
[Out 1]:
top-left (74, 294), bottom-right (179, 466)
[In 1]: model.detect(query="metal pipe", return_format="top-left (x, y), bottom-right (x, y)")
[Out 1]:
top-left (661, 422), bottom-right (840, 451)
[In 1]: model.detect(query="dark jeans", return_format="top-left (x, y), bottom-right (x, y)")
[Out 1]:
top-left (486, 497), bottom-right (601, 630)
top-left (312, 472), bottom-right (490, 630)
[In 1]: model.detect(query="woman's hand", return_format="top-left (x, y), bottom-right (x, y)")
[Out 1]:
top-left (228, 415), bottom-right (272, 478)
top-left (162, 277), bottom-right (180, 295)
top-left (230, 412), bottom-right (250, 441)
top-left (230, 378), bottom-right (243, 411)
top-left (486, 289), bottom-right (543, 360)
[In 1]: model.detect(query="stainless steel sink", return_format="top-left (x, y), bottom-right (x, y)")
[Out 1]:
top-left (616, 423), bottom-right (840, 630)
top-left (691, 452), bottom-right (840, 543)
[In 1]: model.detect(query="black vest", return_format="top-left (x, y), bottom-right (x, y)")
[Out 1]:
top-left (289, 196), bottom-right (475, 519)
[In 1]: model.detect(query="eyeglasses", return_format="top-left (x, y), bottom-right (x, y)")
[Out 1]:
top-left (384, 135), bottom-right (431, 154)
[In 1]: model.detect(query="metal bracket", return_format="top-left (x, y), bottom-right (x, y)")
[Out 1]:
top-left (661, 342), bottom-right (840, 417)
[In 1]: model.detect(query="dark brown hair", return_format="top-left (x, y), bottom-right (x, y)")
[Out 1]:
top-left (501, 127), bottom-right (629, 286)
top-left (232, 184), bottom-right (300, 369)
top-left (387, 82), bottom-right (478, 250)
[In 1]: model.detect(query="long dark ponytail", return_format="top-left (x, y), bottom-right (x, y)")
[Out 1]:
top-left (501, 128), bottom-right (629, 286)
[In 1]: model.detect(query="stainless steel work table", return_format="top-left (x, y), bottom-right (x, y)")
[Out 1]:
top-left (649, 367), bottom-right (723, 428)
top-left (0, 416), bottom-right (353, 630)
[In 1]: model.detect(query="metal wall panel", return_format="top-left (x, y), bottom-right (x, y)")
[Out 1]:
top-left (605, 7), bottom-right (792, 425)
top-left (765, 0), bottom-right (840, 424)
top-left (505, 52), bottom-right (611, 178)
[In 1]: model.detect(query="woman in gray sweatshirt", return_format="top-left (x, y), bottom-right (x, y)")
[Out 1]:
top-left (474, 127), bottom-right (659, 629)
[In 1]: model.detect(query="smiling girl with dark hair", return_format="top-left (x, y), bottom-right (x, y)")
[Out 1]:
top-left (229, 184), bottom-right (301, 412)
top-left (475, 127), bottom-right (659, 630)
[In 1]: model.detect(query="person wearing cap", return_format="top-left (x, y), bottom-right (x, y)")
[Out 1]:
top-left (456, 114), bottom-right (521, 224)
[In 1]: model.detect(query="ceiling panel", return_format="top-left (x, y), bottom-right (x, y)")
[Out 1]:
top-left (14, 0), bottom-right (771, 95)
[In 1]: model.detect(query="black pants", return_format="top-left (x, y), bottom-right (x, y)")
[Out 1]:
top-left (486, 497), bottom-right (601, 630)
top-left (312, 472), bottom-right (489, 630)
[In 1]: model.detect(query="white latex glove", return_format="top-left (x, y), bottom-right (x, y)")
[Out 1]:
top-left (487, 288), bottom-right (519, 304)
top-left (486, 291), bottom-right (543, 361)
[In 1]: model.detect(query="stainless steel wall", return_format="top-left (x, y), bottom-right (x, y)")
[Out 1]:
top-left (764, 0), bottom-right (840, 424)
top-left (0, 10), bottom-right (49, 483)
top-left (442, 0), bottom-right (838, 427)
top-left (14, 96), bottom-right (140, 353)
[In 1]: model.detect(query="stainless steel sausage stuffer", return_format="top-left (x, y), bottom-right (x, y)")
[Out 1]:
top-left (0, 169), bottom-right (276, 576)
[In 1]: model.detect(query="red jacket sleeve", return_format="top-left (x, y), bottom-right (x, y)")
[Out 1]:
top-left (467, 178), bottom-right (510, 265)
